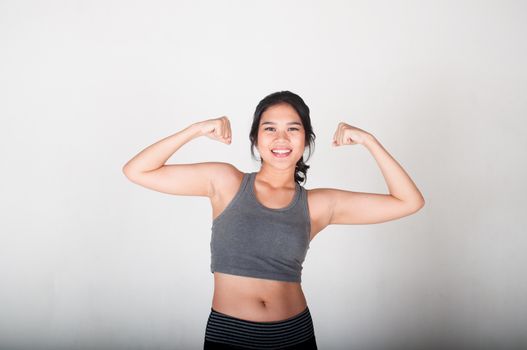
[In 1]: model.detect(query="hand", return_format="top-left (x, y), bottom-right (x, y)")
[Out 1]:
top-left (197, 116), bottom-right (232, 144)
top-left (332, 122), bottom-right (371, 147)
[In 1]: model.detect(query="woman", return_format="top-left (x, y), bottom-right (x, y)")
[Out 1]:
top-left (122, 91), bottom-right (425, 349)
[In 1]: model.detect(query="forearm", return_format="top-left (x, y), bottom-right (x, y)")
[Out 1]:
top-left (363, 134), bottom-right (425, 208)
top-left (122, 122), bottom-right (203, 175)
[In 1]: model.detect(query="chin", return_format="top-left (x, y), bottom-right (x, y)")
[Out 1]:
top-left (263, 156), bottom-right (302, 169)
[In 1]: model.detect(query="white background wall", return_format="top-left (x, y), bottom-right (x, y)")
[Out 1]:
top-left (1, 0), bottom-right (526, 349)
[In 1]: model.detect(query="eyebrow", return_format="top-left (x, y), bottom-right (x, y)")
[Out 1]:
top-left (260, 121), bottom-right (303, 126)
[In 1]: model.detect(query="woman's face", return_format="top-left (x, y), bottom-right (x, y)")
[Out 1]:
top-left (256, 103), bottom-right (306, 169)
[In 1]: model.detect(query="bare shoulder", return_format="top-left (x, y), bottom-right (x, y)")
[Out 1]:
top-left (210, 163), bottom-right (245, 198)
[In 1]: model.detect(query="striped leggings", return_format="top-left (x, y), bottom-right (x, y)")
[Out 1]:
top-left (203, 307), bottom-right (318, 349)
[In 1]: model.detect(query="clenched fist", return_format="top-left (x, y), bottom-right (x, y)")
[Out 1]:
top-left (332, 122), bottom-right (371, 146)
top-left (197, 116), bottom-right (232, 145)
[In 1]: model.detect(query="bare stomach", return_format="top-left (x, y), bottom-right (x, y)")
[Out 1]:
top-left (212, 272), bottom-right (308, 322)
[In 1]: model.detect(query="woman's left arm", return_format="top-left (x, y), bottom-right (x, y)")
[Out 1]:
top-left (325, 122), bottom-right (425, 225)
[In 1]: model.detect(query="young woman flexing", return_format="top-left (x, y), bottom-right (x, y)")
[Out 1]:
top-left (123, 91), bottom-right (425, 349)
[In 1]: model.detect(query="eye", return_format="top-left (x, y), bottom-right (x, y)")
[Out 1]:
top-left (264, 127), bottom-right (275, 131)
top-left (289, 127), bottom-right (300, 131)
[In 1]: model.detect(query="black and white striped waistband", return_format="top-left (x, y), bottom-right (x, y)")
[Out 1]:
top-left (205, 307), bottom-right (315, 349)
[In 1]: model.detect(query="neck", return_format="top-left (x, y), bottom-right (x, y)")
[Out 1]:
top-left (257, 163), bottom-right (296, 189)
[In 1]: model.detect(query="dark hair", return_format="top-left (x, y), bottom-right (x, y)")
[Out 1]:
top-left (249, 91), bottom-right (316, 186)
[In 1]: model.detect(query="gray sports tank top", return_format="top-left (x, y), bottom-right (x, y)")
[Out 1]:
top-left (210, 172), bottom-right (311, 283)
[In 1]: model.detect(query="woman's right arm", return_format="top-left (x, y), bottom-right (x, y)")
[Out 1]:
top-left (122, 116), bottom-right (233, 197)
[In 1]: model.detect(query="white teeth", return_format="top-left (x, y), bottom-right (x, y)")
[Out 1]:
top-left (272, 150), bottom-right (291, 154)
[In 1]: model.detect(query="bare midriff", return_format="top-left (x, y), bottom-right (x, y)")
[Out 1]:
top-left (212, 272), bottom-right (308, 322)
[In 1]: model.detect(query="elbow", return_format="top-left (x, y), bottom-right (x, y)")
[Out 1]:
top-left (394, 193), bottom-right (425, 212)
top-left (411, 197), bottom-right (425, 212)
top-left (410, 190), bottom-right (425, 211)
top-left (122, 163), bottom-right (137, 180)
top-left (418, 193), bottom-right (426, 208)
top-left (401, 196), bottom-right (425, 213)
top-left (122, 164), bottom-right (131, 176)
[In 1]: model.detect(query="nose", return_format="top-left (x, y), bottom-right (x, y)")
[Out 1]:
top-left (275, 129), bottom-right (290, 141)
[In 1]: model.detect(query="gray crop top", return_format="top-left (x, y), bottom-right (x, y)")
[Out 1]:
top-left (210, 172), bottom-right (311, 283)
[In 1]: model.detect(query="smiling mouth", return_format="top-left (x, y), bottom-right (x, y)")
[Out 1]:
top-left (271, 149), bottom-right (292, 157)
